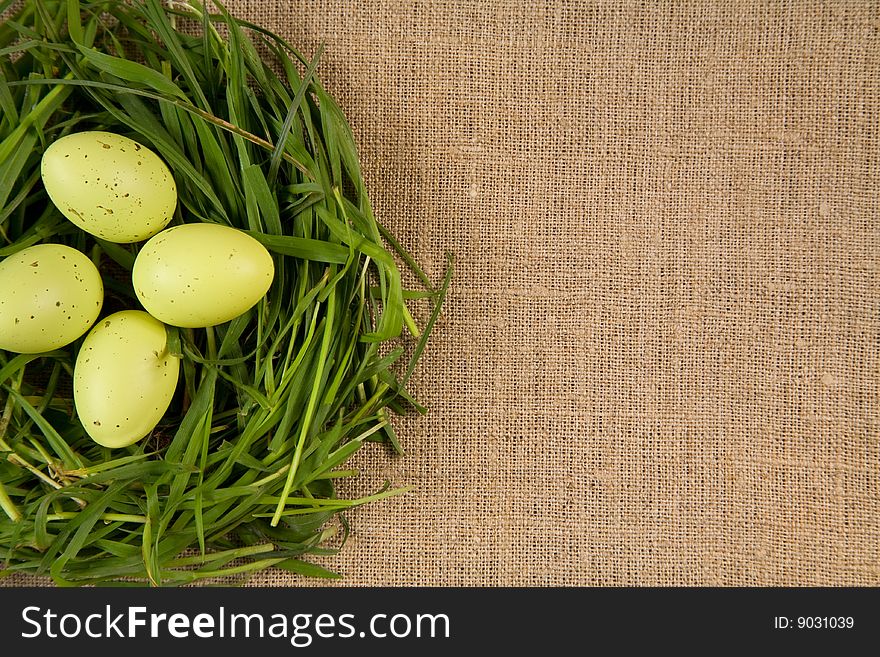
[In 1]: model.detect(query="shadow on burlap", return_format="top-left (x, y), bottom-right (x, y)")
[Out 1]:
top-left (4, 0), bottom-right (878, 586)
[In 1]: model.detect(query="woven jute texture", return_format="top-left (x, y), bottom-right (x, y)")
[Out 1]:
top-left (4, 0), bottom-right (879, 586)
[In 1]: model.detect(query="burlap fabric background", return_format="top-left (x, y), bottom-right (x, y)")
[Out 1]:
top-left (4, 0), bottom-right (878, 586)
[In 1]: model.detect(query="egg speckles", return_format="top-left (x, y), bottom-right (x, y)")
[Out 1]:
top-left (74, 310), bottom-right (179, 448)
top-left (133, 223), bottom-right (275, 328)
top-left (41, 131), bottom-right (177, 243)
top-left (0, 244), bottom-right (103, 353)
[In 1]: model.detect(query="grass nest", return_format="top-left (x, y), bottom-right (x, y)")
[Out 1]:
top-left (0, 0), bottom-right (449, 585)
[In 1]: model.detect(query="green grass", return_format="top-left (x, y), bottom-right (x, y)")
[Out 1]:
top-left (0, 0), bottom-right (451, 586)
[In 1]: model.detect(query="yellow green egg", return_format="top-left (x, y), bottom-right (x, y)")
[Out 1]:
top-left (0, 244), bottom-right (103, 354)
top-left (132, 223), bottom-right (275, 328)
top-left (41, 131), bottom-right (177, 243)
top-left (74, 310), bottom-right (179, 448)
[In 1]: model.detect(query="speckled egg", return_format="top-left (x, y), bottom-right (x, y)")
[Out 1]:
top-left (132, 223), bottom-right (275, 328)
top-left (41, 131), bottom-right (177, 243)
top-left (0, 244), bottom-right (103, 354)
top-left (74, 310), bottom-right (179, 448)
